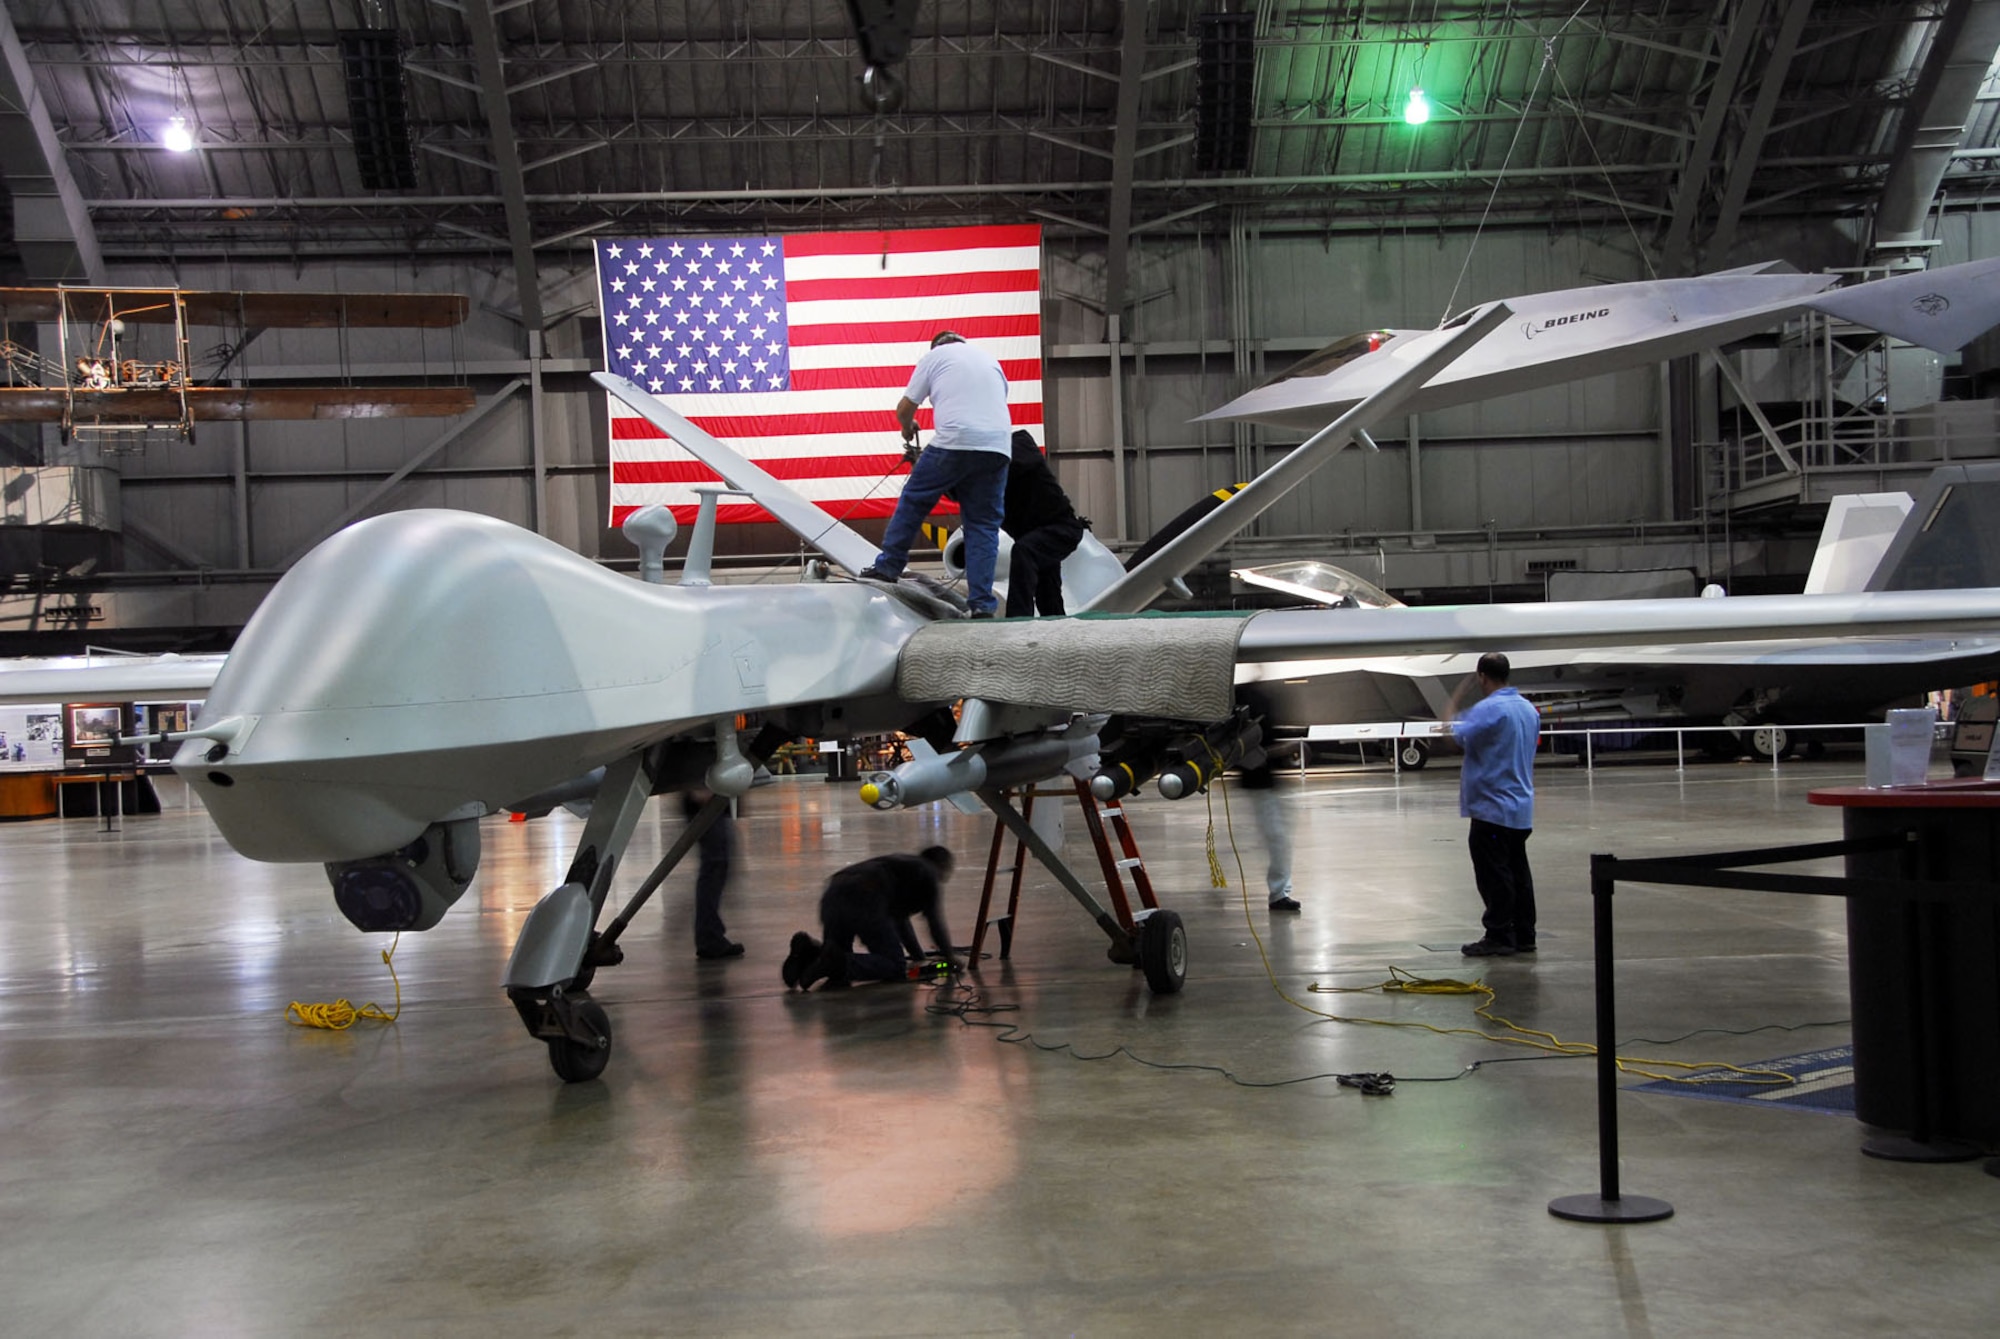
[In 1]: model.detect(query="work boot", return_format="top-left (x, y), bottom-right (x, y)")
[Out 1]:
top-left (857, 564), bottom-right (898, 583)
top-left (804, 945), bottom-right (853, 991)
top-left (781, 931), bottom-right (822, 990)
top-left (798, 944), bottom-right (840, 991)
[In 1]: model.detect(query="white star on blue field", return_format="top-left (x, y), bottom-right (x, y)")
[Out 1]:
top-left (596, 237), bottom-right (793, 394)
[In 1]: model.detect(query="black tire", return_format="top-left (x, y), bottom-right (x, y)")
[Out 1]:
top-left (1396, 739), bottom-right (1430, 770)
top-left (1138, 909), bottom-right (1187, 995)
top-left (547, 997), bottom-right (612, 1083)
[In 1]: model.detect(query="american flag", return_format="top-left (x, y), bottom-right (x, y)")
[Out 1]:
top-left (596, 224), bottom-right (1044, 526)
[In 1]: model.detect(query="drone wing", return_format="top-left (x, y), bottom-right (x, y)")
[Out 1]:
top-left (594, 372), bottom-right (880, 576)
top-left (0, 652), bottom-right (225, 707)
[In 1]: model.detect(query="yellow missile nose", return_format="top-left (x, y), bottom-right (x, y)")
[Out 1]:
top-left (858, 782), bottom-right (881, 806)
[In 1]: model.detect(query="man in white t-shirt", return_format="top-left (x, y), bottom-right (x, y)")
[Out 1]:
top-left (858, 331), bottom-right (1012, 617)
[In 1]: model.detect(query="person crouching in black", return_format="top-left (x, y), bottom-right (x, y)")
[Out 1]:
top-left (1001, 429), bottom-right (1086, 617)
top-left (783, 846), bottom-right (959, 990)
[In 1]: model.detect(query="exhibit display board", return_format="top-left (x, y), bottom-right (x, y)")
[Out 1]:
top-left (0, 700), bottom-right (200, 773)
top-left (0, 704), bottom-right (66, 772)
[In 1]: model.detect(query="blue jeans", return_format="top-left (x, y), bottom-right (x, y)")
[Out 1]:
top-left (874, 448), bottom-right (1009, 613)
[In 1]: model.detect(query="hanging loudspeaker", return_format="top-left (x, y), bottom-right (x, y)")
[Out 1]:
top-left (340, 29), bottom-right (418, 191)
top-left (1194, 12), bottom-right (1257, 174)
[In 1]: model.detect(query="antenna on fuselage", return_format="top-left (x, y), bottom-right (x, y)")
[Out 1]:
top-left (621, 504), bottom-right (679, 585)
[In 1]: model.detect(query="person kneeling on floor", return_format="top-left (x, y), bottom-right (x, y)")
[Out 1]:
top-left (783, 846), bottom-right (960, 990)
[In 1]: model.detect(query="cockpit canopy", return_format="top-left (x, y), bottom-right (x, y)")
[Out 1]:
top-left (1258, 330), bottom-right (1397, 387)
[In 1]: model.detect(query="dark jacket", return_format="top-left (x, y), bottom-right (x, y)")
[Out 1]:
top-left (820, 852), bottom-right (953, 957)
top-left (1002, 430), bottom-right (1081, 538)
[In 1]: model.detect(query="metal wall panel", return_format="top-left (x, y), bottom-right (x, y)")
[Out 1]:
top-left (59, 218), bottom-right (1912, 590)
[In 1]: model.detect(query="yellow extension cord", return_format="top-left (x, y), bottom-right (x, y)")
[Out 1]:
top-left (285, 933), bottom-right (404, 1030)
top-left (1199, 763), bottom-right (1795, 1090)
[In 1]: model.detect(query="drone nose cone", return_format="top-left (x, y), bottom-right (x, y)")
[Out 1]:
top-left (176, 508), bottom-right (699, 863)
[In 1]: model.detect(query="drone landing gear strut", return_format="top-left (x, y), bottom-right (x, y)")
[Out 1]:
top-left (503, 750), bottom-right (739, 1082)
top-left (974, 783), bottom-right (1187, 994)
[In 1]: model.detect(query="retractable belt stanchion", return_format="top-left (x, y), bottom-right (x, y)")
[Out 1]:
top-left (1547, 854), bottom-right (1674, 1225)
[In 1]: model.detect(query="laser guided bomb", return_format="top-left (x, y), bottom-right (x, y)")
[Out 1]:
top-left (1089, 713), bottom-right (1265, 801)
top-left (1086, 745), bottom-right (1165, 802)
top-left (859, 730), bottom-right (1103, 809)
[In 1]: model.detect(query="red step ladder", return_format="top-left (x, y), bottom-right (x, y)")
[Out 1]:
top-left (970, 776), bottom-right (1159, 962)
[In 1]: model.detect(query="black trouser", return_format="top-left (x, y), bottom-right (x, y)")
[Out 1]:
top-left (1468, 817), bottom-right (1536, 947)
top-left (689, 804), bottom-right (734, 954)
top-left (819, 891), bottom-right (910, 983)
top-left (1005, 519), bottom-right (1085, 617)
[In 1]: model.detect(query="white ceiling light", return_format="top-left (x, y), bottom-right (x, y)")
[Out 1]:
top-left (162, 116), bottom-right (194, 152)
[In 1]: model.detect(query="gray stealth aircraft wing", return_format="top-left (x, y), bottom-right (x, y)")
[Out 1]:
top-left (1201, 257), bottom-right (2000, 433)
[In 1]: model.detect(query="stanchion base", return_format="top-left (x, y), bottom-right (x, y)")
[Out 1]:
top-left (1548, 1193), bottom-right (1674, 1224)
top-left (1861, 1134), bottom-right (1984, 1163)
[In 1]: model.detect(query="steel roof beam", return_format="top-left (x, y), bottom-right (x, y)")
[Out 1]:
top-left (88, 162), bottom-right (1685, 212)
top-left (1101, 0), bottom-right (1148, 320)
top-left (462, 0), bottom-right (542, 330)
top-left (0, 6), bottom-right (103, 282)
top-left (1711, 0), bottom-right (1815, 261)
top-left (1662, 0), bottom-right (1767, 273)
top-left (1874, 0), bottom-right (2000, 255)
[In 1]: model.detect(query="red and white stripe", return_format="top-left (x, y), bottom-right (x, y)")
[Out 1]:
top-left (606, 224), bottom-right (1043, 525)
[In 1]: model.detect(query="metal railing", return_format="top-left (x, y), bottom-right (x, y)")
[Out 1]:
top-left (1291, 719), bottom-right (1947, 777)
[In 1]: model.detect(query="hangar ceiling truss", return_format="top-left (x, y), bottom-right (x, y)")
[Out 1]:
top-left (1, 2), bottom-right (1997, 283)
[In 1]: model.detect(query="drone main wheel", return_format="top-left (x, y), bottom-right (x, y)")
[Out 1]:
top-left (1138, 909), bottom-right (1187, 995)
top-left (547, 998), bottom-right (612, 1083)
top-left (1396, 739), bottom-right (1431, 770)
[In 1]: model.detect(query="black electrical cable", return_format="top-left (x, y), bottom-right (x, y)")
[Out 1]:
top-left (922, 977), bottom-right (1479, 1093)
top-left (1618, 1018), bottom-right (1849, 1049)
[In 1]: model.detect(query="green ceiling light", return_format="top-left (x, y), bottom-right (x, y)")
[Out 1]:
top-left (1404, 87), bottom-right (1431, 126)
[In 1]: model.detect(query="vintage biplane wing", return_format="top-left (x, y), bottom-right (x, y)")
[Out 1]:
top-left (0, 285), bottom-right (474, 426)
top-left (0, 386), bottom-right (476, 422)
top-left (20, 264), bottom-right (2000, 1085)
top-left (0, 288), bottom-right (469, 328)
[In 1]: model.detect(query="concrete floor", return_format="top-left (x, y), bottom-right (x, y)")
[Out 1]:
top-left (2, 754), bottom-right (1996, 1336)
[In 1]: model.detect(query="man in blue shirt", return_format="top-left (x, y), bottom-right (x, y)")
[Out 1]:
top-left (1447, 652), bottom-right (1539, 957)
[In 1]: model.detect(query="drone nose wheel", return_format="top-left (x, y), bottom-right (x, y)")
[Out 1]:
top-left (545, 995), bottom-right (612, 1083)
